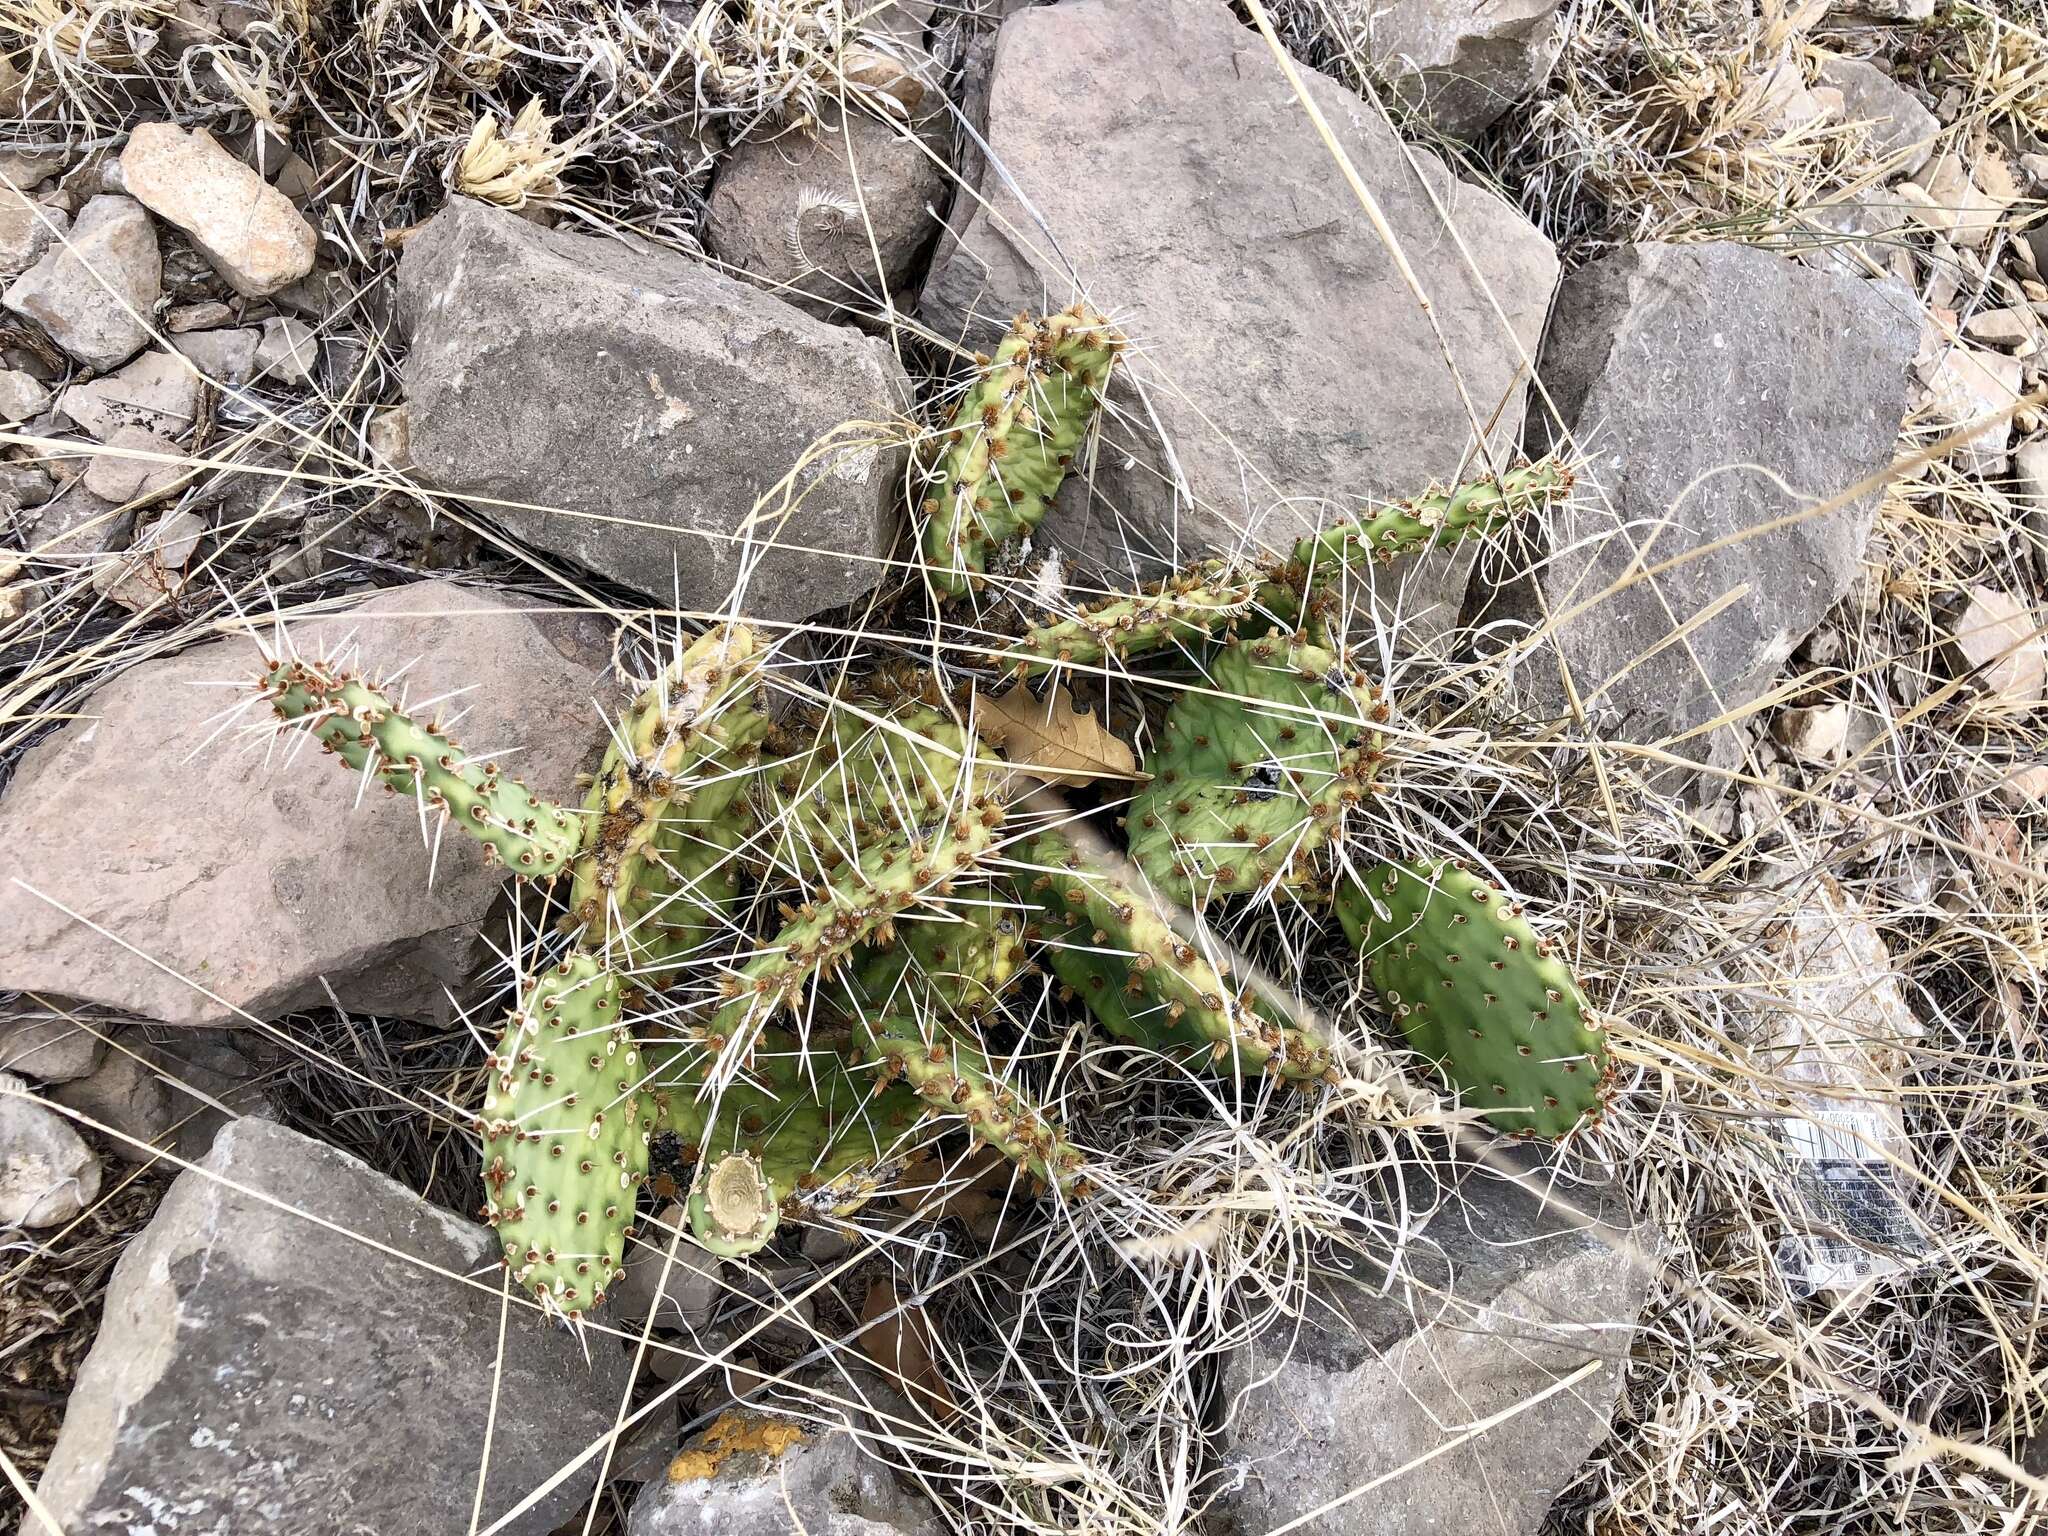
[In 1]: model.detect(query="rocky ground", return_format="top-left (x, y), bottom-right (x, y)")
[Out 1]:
top-left (2, 1), bottom-right (2045, 1534)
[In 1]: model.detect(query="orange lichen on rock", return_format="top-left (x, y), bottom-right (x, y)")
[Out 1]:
top-left (665, 1411), bottom-right (806, 1483)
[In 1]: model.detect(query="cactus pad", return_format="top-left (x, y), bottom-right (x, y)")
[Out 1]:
top-left (1336, 859), bottom-right (1608, 1138)
top-left (921, 305), bottom-right (1123, 598)
top-left (478, 955), bottom-right (654, 1314)
top-left (1020, 830), bottom-right (1334, 1083)
top-left (652, 1028), bottom-right (930, 1257)
top-left (258, 656), bottom-right (581, 880)
top-left (563, 623), bottom-right (767, 959)
top-left (1280, 460), bottom-right (1573, 578)
top-left (1126, 635), bottom-right (1380, 906)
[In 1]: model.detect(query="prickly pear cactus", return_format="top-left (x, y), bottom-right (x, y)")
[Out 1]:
top-left (653, 1027), bottom-right (929, 1257)
top-left (1335, 859), bottom-right (1607, 1138)
top-left (1020, 830), bottom-right (1335, 1083)
top-left (1125, 634), bottom-right (1382, 906)
top-left (921, 304), bottom-right (1123, 598)
top-left (1278, 460), bottom-right (1573, 579)
top-left (856, 1012), bottom-right (1087, 1191)
top-left (257, 655), bottom-right (582, 879)
top-left (478, 954), bottom-right (655, 1315)
top-left (1000, 459), bottom-right (1573, 675)
top-left (562, 623), bottom-right (767, 961)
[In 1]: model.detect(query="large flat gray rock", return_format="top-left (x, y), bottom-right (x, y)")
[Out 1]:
top-left (23, 1119), bottom-right (633, 1536)
top-left (1473, 242), bottom-right (1917, 780)
top-left (398, 199), bottom-right (912, 619)
top-left (1213, 1162), bottom-right (1654, 1536)
top-left (920, 0), bottom-right (1559, 633)
top-left (0, 580), bottom-right (608, 1026)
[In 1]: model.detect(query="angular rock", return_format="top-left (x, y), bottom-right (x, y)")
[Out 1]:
top-left (119, 122), bottom-right (317, 298)
top-left (58, 347), bottom-right (204, 440)
top-left (1948, 586), bottom-right (2046, 704)
top-left (631, 1405), bottom-right (943, 1536)
top-left (0, 190), bottom-right (64, 277)
top-left (704, 102), bottom-right (949, 323)
top-left (398, 199), bottom-right (911, 619)
top-left (165, 298), bottom-right (236, 333)
top-left (2, 194), bottom-right (159, 370)
top-left (0, 1072), bottom-right (103, 1227)
top-left (921, 0), bottom-right (1559, 635)
top-left (1819, 56), bottom-right (1938, 178)
top-left (1213, 1162), bottom-right (1652, 1536)
top-left (21, 483), bottom-right (133, 561)
top-left (24, 1119), bottom-right (634, 1536)
top-left (0, 366), bottom-right (49, 421)
top-left (255, 314), bottom-right (317, 382)
top-left (53, 1025), bottom-right (277, 1165)
top-left (1916, 339), bottom-right (2020, 477)
top-left (0, 1010), bottom-right (107, 1083)
top-left (610, 1209), bottom-right (724, 1330)
top-left (81, 424), bottom-right (182, 504)
top-left (0, 580), bottom-right (608, 1027)
top-left (1365, 0), bottom-right (1565, 141)
top-left (50, 1035), bottom-right (178, 1162)
top-left (171, 324), bottom-right (262, 385)
top-left (1473, 243), bottom-right (1916, 781)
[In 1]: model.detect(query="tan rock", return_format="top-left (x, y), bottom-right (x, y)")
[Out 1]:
top-left (1950, 586), bottom-right (2046, 704)
top-left (1772, 701), bottom-right (1849, 762)
top-left (120, 122), bottom-right (317, 297)
top-left (1, 194), bottom-right (159, 369)
top-left (81, 425), bottom-right (183, 503)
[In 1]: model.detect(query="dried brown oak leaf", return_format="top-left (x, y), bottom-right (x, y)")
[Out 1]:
top-left (977, 683), bottom-right (1141, 787)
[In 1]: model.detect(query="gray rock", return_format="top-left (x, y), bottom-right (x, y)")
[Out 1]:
top-left (58, 347), bottom-right (204, 440)
top-left (1471, 243), bottom-right (1917, 781)
top-left (172, 324), bottom-right (262, 386)
top-left (630, 1403), bottom-right (944, 1536)
top-left (1366, 0), bottom-right (1565, 141)
top-left (398, 199), bottom-right (911, 619)
top-left (1213, 1162), bottom-right (1653, 1536)
top-left (49, 1032), bottom-right (179, 1163)
top-left (255, 314), bottom-right (317, 382)
top-left (0, 1072), bottom-right (102, 1227)
top-left (704, 102), bottom-right (949, 323)
top-left (81, 424), bottom-right (183, 505)
top-left (611, 1211), bottom-right (724, 1330)
top-left (921, 0), bottom-right (1558, 636)
top-left (0, 1009), bottom-right (107, 1083)
top-left (21, 482), bottom-right (133, 561)
top-left (0, 459), bottom-right (54, 509)
top-left (0, 366), bottom-right (49, 421)
top-left (1819, 56), bottom-right (1938, 179)
top-left (0, 580), bottom-right (608, 1027)
top-left (2, 194), bottom-right (160, 370)
top-left (23, 1118), bottom-right (634, 1536)
top-left (0, 191), bottom-right (64, 278)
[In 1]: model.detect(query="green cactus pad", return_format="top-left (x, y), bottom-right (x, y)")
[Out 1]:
top-left (625, 765), bottom-right (759, 971)
top-left (563, 624), bottom-right (768, 961)
top-left (855, 1013), bottom-right (1087, 1191)
top-left (1003, 561), bottom-right (1281, 675)
top-left (1126, 635), bottom-right (1380, 907)
top-left (706, 794), bottom-right (1008, 1047)
top-left (258, 656), bottom-right (581, 880)
top-left (1019, 830), bottom-right (1334, 1083)
top-left (1335, 858), bottom-right (1608, 1139)
top-left (478, 955), bottom-right (654, 1314)
top-left (765, 702), bottom-right (986, 864)
top-left (854, 899), bottom-right (1028, 1019)
top-left (652, 1028), bottom-right (930, 1257)
top-left (1280, 459), bottom-right (1573, 578)
top-left (921, 305), bottom-right (1123, 598)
